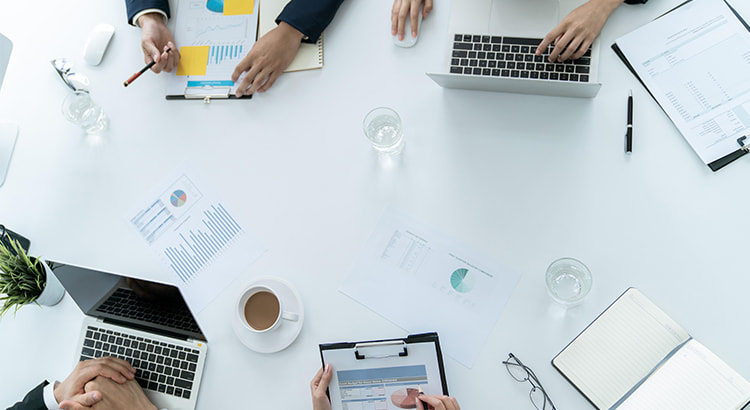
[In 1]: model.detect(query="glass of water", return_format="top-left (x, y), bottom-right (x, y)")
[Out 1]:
top-left (363, 107), bottom-right (404, 155)
top-left (61, 91), bottom-right (109, 135)
top-left (545, 257), bottom-right (592, 306)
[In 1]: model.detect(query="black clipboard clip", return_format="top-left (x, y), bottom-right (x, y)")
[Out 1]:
top-left (738, 135), bottom-right (750, 152)
top-left (354, 340), bottom-right (408, 360)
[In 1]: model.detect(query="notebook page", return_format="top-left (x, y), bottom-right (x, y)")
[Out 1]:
top-left (616, 339), bottom-right (750, 410)
top-left (553, 289), bottom-right (690, 409)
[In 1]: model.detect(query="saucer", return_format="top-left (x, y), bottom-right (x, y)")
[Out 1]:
top-left (231, 276), bottom-right (304, 354)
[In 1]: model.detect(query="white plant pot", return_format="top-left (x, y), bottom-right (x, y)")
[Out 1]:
top-left (36, 260), bottom-right (65, 306)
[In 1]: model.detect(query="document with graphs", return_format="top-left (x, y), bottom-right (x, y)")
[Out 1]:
top-left (166, 0), bottom-right (259, 99)
top-left (612, 0), bottom-right (750, 170)
top-left (339, 205), bottom-right (521, 368)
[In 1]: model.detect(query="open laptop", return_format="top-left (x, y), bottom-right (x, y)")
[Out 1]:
top-left (50, 259), bottom-right (208, 410)
top-left (427, 0), bottom-right (602, 98)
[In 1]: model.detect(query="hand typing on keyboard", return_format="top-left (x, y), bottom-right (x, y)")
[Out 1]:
top-left (536, 0), bottom-right (625, 62)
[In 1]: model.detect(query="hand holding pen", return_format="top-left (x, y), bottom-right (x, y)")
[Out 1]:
top-left (124, 46), bottom-right (174, 87)
top-left (416, 387), bottom-right (461, 410)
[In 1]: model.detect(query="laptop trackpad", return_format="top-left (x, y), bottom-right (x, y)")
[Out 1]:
top-left (490, 0), bottom-right (560, 38)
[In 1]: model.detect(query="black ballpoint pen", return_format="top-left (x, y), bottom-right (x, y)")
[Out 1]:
top-left (626, 90), bottom-right (633, 154)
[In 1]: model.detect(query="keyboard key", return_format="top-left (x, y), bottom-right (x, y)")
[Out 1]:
top-left (524, 54), bottom-right (533, 62)
top-left (454, 34), bottom-right (462, 41)
top-left (482, 44), bottom-right (491, 51)
top-left (540, 72), bottom-right (549, 79)
top-left (482, 68), bottom-right (491, 76)
top-left (487, 52), bottom-right (495, 59)
top-left (497, 61), bottom-right (506, 69)
top-left (468, 51), bottom-right (477, 58)
top-left (501, 69), bottom-right (510, 77)
top-left (469, 60), bottom-right (478, 67)
top-left (148, 382), bottom-right (158, 391)
top-left (570, 74), bottom-right (579, 81)
top-left (472, 35), bottom-right (480, 42)
top-left (575, 66), bottom-right (590, 74)
top-left (550, 73), bottom-right (559, 80)
top-left (454, 43), bottom-right (472, 50)
top-left (481, 35), bottom-right (490, 43)
top-left (565, 65), bottom-right (575, 73)
top-left (182, 391), bottom-right (191, 399)
top-left (473, 44), bottom-right (482, 51)
top-left (491, 36), bottom-right (502, 43)
top-left (175, 379), bottom-right (193, 390)
top-left (530, 72), bottom-right (539, 79)
top-left (491, 69), bottom-right (500, 76)
top-left (479, 60), bottom-right (487, 67)
top-left (488, 61), bottom-right (496, 68)
top-left (504, 37), bottom-right (543, 46)
top-left (580, 75), bottom-right (589, 82)
top-left (463, 35), bottom-right (472, 42)
top-left (510, 70), bottom-right (520, 78)
top-left (520, 71), bottom-right (529, 78)
top-left (560, 73), bottom-right (569, 81)
top-left (450, 66), bottom-right (463, 74)
top-left (452, 50), bottom-right (467, 58)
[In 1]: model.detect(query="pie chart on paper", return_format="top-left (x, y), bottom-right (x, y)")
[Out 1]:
top-left (391, 388), bottom-right (420, 409)
top-left (450, 268), bottom-right (476, 293)
top-left (170, 190), bottom-right (187, 207)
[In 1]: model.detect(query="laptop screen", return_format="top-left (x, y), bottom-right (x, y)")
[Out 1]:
top-left (49, 260), bottom-right (206, 342)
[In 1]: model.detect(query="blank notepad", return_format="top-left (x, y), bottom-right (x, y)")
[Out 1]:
top-left (553, 288), bottom-right (750, 410)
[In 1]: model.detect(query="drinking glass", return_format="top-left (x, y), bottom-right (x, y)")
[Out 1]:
top-left (545, 257), bottom-right (592, 305)
top-left (363, 107), bottom-right (404, 155)
top-left (61, 91), bottom-right (109, 135)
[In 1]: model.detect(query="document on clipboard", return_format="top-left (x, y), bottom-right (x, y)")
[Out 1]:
top-left (166, 0), bottom-right (260, 100)
top-left (319, 333), bottom-right (449, 410)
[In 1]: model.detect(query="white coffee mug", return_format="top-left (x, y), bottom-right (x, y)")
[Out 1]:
top-left (237, 285), bottom-right (298, 334)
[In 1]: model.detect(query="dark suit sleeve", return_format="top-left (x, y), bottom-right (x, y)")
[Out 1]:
top-left (6, 381), bottom-right (49, 410)
top-left (276, 0), bottom-right (345, 43)
top-left (125, 0), bottom-right (171, 25)
top-left (624, 0), bottom-right (647, 4)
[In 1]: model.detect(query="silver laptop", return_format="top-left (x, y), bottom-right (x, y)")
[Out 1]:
top-left (427, 0), bottom-right (602, 97)
top-left (50, 260), bottom-right (208, 410)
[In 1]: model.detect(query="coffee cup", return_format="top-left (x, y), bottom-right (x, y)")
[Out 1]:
top-left (238, 285), bottom-right (298, 333)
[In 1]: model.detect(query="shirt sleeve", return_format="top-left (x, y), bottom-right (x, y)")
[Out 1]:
top-left (125, 0), bottom-right (171, 25)
top-left (42, 381), bottom-right (59, 410)
top-left (276, 0), bottom-right (345, 43)
top-left (624, 0), bottom-right (647, 4)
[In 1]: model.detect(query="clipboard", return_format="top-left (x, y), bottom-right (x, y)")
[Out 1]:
top-left (611, 0), bottom-right (750, 171)
top-left (319, 332), bottom-right (449, 410)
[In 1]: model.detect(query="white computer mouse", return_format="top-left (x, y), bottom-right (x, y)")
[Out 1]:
top-left (393, 11), bottom-right (422, 48)
top-left (83, 24), bottom-right (115, 66)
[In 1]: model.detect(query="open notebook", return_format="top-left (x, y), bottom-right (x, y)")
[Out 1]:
top-left (259, 0), bottom-right (323, 72)
top-left (552, 288), bottom-right (750, 410)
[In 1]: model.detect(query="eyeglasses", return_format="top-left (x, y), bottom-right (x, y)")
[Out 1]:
top-left (51, 58), bottom-right (89, 92)
top-left (503, 353), bottom-right (557, 410)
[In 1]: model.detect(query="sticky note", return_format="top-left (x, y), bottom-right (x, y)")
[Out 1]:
top-left (223, 0), bottom-right (254, 16)
top-left (176, 46), bottom-right (210, 76)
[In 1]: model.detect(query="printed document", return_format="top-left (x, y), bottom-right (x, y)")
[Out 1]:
top-left (128, 168), bottom-right (265, 312)
top-left (340, 206), bottom-right (521, 368)
top-left (167, 0), bottom-right (259, 97)
top-left (614, 0), bottom-right (750, 165)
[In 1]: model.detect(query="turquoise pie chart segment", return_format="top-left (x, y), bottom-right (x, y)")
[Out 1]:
top-left (450, 268), bottom-right (475, 293)
top-left (170, 190), bottom-right (187, 207)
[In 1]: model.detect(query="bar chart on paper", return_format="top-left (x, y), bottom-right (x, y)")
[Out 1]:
top-left (164, 203), bottom-right (243, 283)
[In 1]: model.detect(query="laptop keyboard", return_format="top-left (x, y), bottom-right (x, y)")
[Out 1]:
top-left (80, 326), bottom-right (200, 400)
top-left (451, 35), bottom-right (591, 82)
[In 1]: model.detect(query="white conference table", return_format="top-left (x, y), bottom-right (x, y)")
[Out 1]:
top-left (1, 0), bottom-right (749, 408)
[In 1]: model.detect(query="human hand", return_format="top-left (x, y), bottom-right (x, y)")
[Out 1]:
top-left (311, 364), bottom-right (333, 410)
top-left (536, 0), bottom-right (623, 62)
top-left (72, 377), bottom-right (156, 410)
top-left (416, 394), bottom-right (461, 410)
top-left (137, 12), bottom-right (180, 73)
top-left (231, 22), bottom-right (304, 97)
top-left (391, 0), bottom-right (433, 41)
top-left (54, 357), bottom-right (136, 408)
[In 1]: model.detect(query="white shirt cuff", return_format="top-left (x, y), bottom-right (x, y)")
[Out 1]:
top-left (43, 381), bottom-right (60, 410)
top-left (132, 9), bottom-right (168, 27)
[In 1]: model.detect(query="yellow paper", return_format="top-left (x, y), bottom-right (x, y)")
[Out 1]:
top-left (176, 46), bottom-right (210, 76)
top-left (224, 0), bottom-right (254, 16)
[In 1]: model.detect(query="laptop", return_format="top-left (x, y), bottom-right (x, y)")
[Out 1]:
top-left (427, 0), bottom-right (602, 98)
top-left (50, 259), bottom-right (208, 410)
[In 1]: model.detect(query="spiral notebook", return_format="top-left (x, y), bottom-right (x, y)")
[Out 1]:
top-left (259, 0), bottom-right (324, 72)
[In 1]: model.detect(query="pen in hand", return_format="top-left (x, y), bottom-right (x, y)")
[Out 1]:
top-left (123, 47), bottom-right (171, 87)
top-left (626, 90), bottom-right (633, 154)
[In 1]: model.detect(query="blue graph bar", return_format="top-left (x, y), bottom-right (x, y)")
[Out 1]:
top-left (163, 202), bottom-right (243, 283)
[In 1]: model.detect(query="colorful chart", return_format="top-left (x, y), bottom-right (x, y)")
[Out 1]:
top-left (450, 268), bottom-right (476, 293)
top-left (170, 190), bottom-right (187, 207)
top-left (391, 388), bottom-right (419, 409)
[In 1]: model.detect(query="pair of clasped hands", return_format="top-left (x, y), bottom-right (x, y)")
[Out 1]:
top-left (391, 0), bottom-right (627, 62)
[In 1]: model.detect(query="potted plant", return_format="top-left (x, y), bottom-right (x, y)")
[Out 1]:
top-left (0, 238), bottom-right (64, 317)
